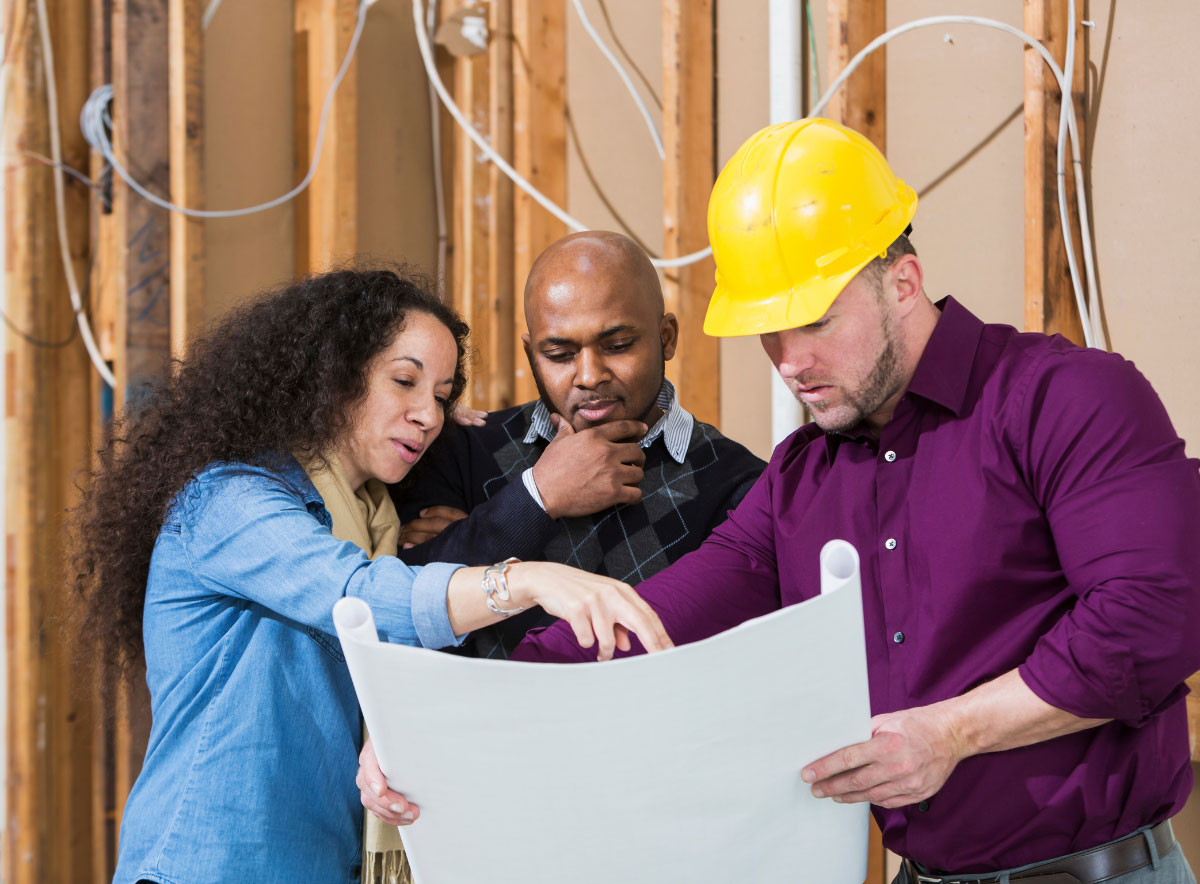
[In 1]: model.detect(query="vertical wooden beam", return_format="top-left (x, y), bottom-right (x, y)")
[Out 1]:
top-left (4, 0), bottom-right (98, 880)
top-left (662, 0), bottom-right (719, 427)
top-left (168, 0), bottom-right (204, 359)
top-left (87, 2), bottom-right (118, 879)
top-left (511, 0), bottom-right (566, 405)
top-left (1023, 0), bottom-right (1086, 345)
top-left (450, 2), bottom-right (494, 409)
top-left (109, 1), bottom-right (165, 861)
top-left (826, 0), bottom-right (886, 152)
top-left (113, 0), bottom-right (172, 402)
top-left (487, 0), bottom-right (515, 410)
top-left (294, 0), bottom-right (358, 274)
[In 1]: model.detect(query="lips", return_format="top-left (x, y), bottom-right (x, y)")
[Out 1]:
top-left (392, 438), bottom-right (425, 465)
top-left (575, 399), bottom-right (620, 422)
top-left (796, 385), bottom-right (831, 405)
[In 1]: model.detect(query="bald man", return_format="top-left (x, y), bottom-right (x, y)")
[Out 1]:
top-left (392, 231), bottom-right (765, 658)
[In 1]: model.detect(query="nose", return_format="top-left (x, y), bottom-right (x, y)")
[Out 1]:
top-left (762, 329), bottom-right (815, 381)
top-left (408, 392), bottom-right (442, 432)
top-left (575, 347), bottom-right (611, 389)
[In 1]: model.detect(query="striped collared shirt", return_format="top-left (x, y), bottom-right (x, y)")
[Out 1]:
top-left (521, 379), bottom-right (695, 508)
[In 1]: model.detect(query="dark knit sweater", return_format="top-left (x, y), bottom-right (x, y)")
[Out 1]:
top-left (393, 401), bottom-right (765, 657)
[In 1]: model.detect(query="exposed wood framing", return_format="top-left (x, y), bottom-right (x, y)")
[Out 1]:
top-left (511, 0), bottom-right (566, 405)
top-left (661, 0), bottom-right (718, 427)
top-left (451, 1), bottom-right (499, 407)
top-left (294, 0), bottom-right (358, 274)
top-left (1023, 0), bottom-right (1086, 344)
top-left (168, 0), bottom-right (203, 359)
top-left (826, 0), bottom-right (886, 151)
top-left (86, 1), bottom-right (118, 878)
top-left (109, 1), bottom-right (166, 870)
top-left (113, 0), bottom-right (172, 401)
top-left (485, 0), bottom-right (515, 410)
top-left (3, 0), bottom-right (98, 880)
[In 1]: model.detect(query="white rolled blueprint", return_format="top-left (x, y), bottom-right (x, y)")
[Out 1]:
top-left (333, 539), bottom-right (871, 883)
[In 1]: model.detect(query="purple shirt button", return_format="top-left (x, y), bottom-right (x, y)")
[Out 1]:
top-left (884, 538), bottom-right (898, 550)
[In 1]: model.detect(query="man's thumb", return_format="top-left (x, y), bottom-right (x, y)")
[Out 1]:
top-left (550, 413), bottom-right (575, 438)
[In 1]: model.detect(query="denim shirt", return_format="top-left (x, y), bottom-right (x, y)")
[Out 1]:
top-left (112, 457), bottom-right (464, 884)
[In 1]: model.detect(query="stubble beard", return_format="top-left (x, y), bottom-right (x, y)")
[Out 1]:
top-left (808, 315), bottom-right (906, 434)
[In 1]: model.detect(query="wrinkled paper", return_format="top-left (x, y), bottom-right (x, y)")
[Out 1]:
top-left (334, 540), bottom-right (871, 883)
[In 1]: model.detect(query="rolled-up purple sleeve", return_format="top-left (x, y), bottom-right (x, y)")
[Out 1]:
top-left (512, 446), bottom-right (786, 663)
top-left (1016, 349), bottom-right (1200, 725)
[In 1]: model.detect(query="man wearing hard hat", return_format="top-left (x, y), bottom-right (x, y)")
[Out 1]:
top-left (515, 119), bottom-right (1200, 883)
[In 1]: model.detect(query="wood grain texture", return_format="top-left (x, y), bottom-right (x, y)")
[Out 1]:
top-left (511, 0), bottom-right (566, 404)
top-left (113, 0), bottom-right (172, 402)
top-left (4, 0), bottom-right (99, 878)
top-left (294, 0), bottom-right (358, 274)
top-left (662, 0), bottom-right (719, 428)
top-left (826, 0), bottom-right (886, 151)
top-left (1023, 0), bottom-right (1086, 344)
top-left (168, 0), bottom-right (203, 359)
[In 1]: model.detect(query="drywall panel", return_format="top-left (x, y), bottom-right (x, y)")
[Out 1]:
top-left (203, 0), bottom-right (295, 321)
top-left (357, 0), bottom-right (438, 275)
top-left (886, 1), bottom-right (1025, 332)
top-left (564, 0), bottom-right (663, 256)
top-left (1084, 1), bottom-right (1200, 458)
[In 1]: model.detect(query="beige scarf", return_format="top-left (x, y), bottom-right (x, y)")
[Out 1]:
top-left (299, 452), bottom-right (413, 884)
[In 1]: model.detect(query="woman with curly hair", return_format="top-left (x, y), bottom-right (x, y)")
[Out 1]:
top-left (71, 267), bottom-right (670, 884)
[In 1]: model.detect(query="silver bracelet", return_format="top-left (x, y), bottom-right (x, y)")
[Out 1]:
top-left (481, 557), bottom-right (525, 617)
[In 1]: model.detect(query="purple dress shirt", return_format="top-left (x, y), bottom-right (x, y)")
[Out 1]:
top-left (513, 297), bottom-right (1200, 872)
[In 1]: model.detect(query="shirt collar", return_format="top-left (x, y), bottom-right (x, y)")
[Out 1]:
top-left (905, 296), bottom-right (984, 417)
top-left (823, 295), bottom-right (985, 457)
top-left (523, 379), bottom-right (694, 464)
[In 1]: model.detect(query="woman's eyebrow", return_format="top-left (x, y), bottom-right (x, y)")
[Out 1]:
top-left (392, 355), bottom-right (424, 370)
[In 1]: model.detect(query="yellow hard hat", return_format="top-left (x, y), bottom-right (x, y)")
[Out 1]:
top-left (704, 118), bottom-right (917, 337)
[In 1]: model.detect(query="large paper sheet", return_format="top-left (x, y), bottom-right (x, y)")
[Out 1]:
top-left (334, 540), bottom-right (871, 883)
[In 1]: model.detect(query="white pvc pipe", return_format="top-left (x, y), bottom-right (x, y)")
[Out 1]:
top-left (768, 0), bottom-right (806, 446)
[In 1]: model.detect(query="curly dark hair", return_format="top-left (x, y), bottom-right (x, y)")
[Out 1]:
top-left (70, 266), bottom-right (470, 674)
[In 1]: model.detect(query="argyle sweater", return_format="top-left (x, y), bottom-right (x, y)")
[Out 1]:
top-left (393, 400), bottom-right (765, 657)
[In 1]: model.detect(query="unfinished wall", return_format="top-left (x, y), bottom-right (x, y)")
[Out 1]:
top-left (203, 0), bottom-right (437, 325)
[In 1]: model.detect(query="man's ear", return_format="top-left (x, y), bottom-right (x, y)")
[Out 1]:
top-left (660, 313), bottom-right (680, 362)
top-left (521, 332), bottom-right (533, 368)
top-left (889, 255), bottom-right (924, 318)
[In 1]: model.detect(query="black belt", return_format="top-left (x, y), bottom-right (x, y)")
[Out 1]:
top-left (902, 820), bottom-right (1176, 884)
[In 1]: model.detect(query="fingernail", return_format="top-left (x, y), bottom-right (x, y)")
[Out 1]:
top-left (372, 782), bottom-right (383, 796)
top-left (420, 508), bottom-right (429, 516)
top-left (403, 543), bottom-right (414, 549)
top-left (801, 769), bottom-right (815, 783)
top-left (401, 810), bottom-right (415, 822)
top-left (812, 787), bottom-right (825, 798)
top-left (832, 796), bottom-right (844, 804)
top-left (390, 803), bottom-right (406, 813)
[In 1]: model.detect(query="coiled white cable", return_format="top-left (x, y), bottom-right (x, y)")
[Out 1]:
top-left (568, 0), bottom-right (664, 160)
top-left (81, 0), bottom-right (370, 220)
top-left (411, 0), bottom-right (713, 270)
top-left (811, 14), bottom-right (1101, 349)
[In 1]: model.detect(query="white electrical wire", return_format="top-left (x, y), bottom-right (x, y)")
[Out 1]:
top-left (81, 0), bottom-right (370, 220)
top-left (34, 0), bottom-right (117, 387)
top-left (411, 0), bottom-right (712, 270)
top-left (810, 14), bottom-right (1102, 349)
top-left (202, 0), bottom-right (223, 30)
top-left (568, 0), bottom-right (664, 160)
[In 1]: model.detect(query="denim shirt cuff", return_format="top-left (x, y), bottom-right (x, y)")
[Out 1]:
top-left (411, 561), bottom-right (467, 649)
